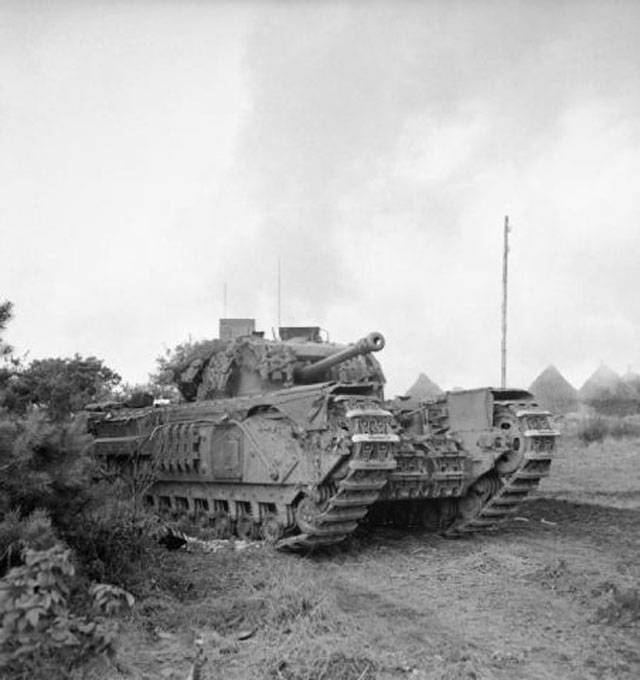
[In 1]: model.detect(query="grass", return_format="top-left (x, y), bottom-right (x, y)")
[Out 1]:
top-left (76, 420), bottom-right (640, 680)
top-left (82, 545), bottom-right (378, 680)
top-left (571, 414), bottom-right (640, 445)
top-left (539, 431), bottom-right (640, 509)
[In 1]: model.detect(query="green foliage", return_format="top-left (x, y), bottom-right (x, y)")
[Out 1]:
top-left (90, 583), bottom-right (135, 616)
top-left (0, 409), bottom-right (160, 585)
top-left (0, 545), bottom-right (133, 678)
top-left (0, 300), bottom-right (20, 398)
top-left (0, 300), bottom-right (158, 676)
top-left (0, 510), bottom-right (58, 575)
top-left (2, 355), bottom-right (121, 420)
top-left (116, 381), bottom-right (178, 402)
top-left (0, 408), bottom-right (148, 677)
top-left (150, 338), bottom-right (221, 389)
top-left (0, 300), bottom-right (13, 353)
top-left (65, 498), bottom-right (162, 587)
top-left (0, 412), bottom-right (95, 535)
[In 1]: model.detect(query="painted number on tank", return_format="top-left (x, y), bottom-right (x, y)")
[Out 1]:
top-left (354, 418), bottom-right (389, 435)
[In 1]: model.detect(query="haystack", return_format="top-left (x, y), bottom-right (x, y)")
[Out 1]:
top-left (405, 373), bottom-right (443, 399)
top-left (622, 368), bottom-right (640, 398)
top-left (580, 363), bottom-right (638, 416)
top-left (529, 365), bottom-right (578, 414)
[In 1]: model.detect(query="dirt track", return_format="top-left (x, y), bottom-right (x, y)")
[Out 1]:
top-left (101, 492), bottom-right (640, 680)
top-left (322, 497), bottom-right (640, 679)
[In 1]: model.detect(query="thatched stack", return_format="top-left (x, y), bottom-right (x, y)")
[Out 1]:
top-left (622, 368), bottom-right (640, 396)
top-left (529, 365), bottom-right (578, 414)
top-left (579, 363), bottom-right (639, 416)
top-left (405, 373), bottom-right (443, 400)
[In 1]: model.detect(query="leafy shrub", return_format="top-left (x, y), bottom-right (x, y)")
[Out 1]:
top-left (90, 583), bottom-right (135, 615)
top-left (0, 544), bottom-right (133, 679)
top-left (0, 510), bottom-right (58, 576)
top-left (64, 498), bottom-right (162, 587)
top-left (0, 405), bottom-right (161, 589)
top-left (0, 413), bottom-right (95, 530)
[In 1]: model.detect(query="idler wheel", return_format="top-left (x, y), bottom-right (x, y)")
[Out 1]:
top-left (494, 411), bottom-right (524, 475)
top-left (260, 514), bottom-right (284, 545)
top-left (295, 496), bottom-right (328, 534)
top-left (210, 511), bottom-right (232, 539)
top-left (236, 515), bottom-right (258, 541)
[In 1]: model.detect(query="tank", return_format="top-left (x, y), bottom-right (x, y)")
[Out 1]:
top-left (87, 320), bottom-right (558, 550)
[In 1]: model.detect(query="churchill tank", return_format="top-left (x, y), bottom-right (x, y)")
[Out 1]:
top-left (87, 319), bottom-right (558, 550)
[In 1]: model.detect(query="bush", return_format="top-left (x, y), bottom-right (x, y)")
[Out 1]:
top-left (0, 413), bottom-right (95, 530)
top-left (0, 406), bottom-right (161, 587)
top-left (64, 498), bottom-right (162, 587)
top-left (0, 510), bottom-right (58, 577)
top-left (0, 544), bottom-right (133, 680)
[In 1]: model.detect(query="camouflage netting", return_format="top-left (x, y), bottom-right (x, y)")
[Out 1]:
top-left (174, 337), bottom-right (298, 401)
top-left (170, 336), bottom-right (385, 402)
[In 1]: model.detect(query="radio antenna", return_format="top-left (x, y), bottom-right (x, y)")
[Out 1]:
top-left (223, 282), bottom-right (227, 319)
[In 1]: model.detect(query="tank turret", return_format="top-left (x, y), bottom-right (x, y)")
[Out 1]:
top-left (172, 324), bottom-right (386, 401)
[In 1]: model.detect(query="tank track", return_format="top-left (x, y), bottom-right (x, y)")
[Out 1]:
top-left (276, 406), bottom-right (398, 551)
top-left (445, 407), bottom-right (558, 535)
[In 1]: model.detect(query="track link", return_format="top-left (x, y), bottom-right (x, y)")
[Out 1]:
top-left (277, 407), bottom-right (398, 551)
top-left (446, 408), bottom-right (559, 535)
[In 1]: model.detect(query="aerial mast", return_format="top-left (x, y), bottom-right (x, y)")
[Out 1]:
top-left (277, 257), bottom-right (282, 330)
top-left (501, 216), bottom-right (510, 388)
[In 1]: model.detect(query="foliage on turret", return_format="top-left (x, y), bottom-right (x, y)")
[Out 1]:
top-left (158, 325), bottom-right (386, 401)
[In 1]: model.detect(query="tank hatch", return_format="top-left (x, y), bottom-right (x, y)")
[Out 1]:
top-left (219, 318), bottom-right (255, 341)
top-left (279, 326), bottom-right (322, 342)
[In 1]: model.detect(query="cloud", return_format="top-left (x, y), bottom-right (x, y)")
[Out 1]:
top-left (2, 1), bottom-right (640, 394)
top-left (229, 1), bottom-right (640, 393)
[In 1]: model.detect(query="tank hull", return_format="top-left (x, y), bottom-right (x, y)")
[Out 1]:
top-left (89, 383), bottom-right (557, 550)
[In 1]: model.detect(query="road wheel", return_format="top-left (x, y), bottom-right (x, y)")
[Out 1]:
top-left (295, 496), bottom-right (328, 534)
top-left (260, 514), bottom-right (284, 545)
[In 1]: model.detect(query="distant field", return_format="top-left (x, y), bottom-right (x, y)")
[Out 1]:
top-left (539, 434), bottom-right (640, 509)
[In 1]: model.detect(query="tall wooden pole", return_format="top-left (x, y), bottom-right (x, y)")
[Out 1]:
top-left (277, 257), bottom-right (282, 330)
top-left (501, 216), bottom-right (510, 388)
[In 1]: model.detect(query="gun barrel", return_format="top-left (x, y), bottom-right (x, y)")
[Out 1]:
top-left (294, 332), bottom-right (385, 382)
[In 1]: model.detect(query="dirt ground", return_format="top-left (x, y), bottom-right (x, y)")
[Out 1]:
top-left (89, 437), bottom-right (640, 680)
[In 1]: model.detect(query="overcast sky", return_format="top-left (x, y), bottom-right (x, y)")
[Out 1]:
top-left (1, 0), bottom-right (639, 396)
